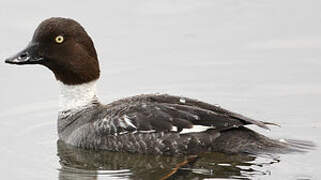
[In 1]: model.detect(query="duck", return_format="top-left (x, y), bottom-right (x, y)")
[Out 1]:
top-left (4, 17), bottom-right (309, 155)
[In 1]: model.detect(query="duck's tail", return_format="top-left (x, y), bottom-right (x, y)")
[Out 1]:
top-left (212, 127), bottom-right (316, 155)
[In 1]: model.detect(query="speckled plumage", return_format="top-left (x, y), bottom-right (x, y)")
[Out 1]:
top-left (57, 94), bottom-right (292, 155)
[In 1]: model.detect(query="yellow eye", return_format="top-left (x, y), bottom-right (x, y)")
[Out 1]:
top-left (55, 35), bottom-right (64, 44)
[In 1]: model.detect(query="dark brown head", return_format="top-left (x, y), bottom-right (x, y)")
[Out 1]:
top-left (5, 17), bottom-right (100, 85)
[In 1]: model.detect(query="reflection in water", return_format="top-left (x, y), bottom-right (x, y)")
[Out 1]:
top-left (57, 140), bottom-right (280, 180)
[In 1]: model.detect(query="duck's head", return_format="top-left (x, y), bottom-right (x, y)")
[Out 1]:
top-left (5, 17), bottom-right (100, 85)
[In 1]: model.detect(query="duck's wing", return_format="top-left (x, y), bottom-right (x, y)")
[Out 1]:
top-left (99, 94), bottom-right (272, 134)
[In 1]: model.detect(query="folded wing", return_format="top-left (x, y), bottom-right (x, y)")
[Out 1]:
top-left (98, 94), bottom-right (272, 134)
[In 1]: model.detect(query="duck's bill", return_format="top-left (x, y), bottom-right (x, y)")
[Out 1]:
top-left (5, 43), bottom-right (44, 65)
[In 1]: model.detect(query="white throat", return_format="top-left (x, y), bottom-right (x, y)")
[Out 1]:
top-left (57, 80), bottom-right (97, 111)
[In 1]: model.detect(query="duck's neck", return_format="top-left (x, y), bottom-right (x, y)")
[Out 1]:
top-left (57, 80), bottom-right (98, 111)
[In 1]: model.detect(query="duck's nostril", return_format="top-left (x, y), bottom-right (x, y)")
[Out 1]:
top-left (18, 52), bottom-right (29, 60)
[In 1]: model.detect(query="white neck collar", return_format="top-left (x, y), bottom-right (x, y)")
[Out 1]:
top-left (57, 80), bottom-right (97, 111)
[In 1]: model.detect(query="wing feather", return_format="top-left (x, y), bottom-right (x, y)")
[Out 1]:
top-left (103, 94), bottom-right (272, 134)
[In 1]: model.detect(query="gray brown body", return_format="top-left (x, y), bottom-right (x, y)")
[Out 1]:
top-left (58, 94), bottom-right (295, 155)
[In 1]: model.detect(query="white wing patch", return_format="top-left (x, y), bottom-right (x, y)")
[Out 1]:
top-left (179, 125), bottom-right (212, 134)
top-left (123, 115), bottom-right (137, 129)
top-left (171, 126), bottom-right (178, 132)
top-left (138, 130), bottom-right (156, 133)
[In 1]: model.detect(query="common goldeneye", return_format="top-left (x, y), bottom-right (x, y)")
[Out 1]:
top-left (4, 17), bottom-right (310, 155)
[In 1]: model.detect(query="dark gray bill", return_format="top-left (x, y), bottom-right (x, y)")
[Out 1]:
top-left (4, 43), bottom-right (44, 65)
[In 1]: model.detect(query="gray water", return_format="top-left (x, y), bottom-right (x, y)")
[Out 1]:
top-left (0, 0), bottom-right (320, 179)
